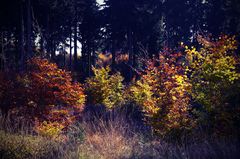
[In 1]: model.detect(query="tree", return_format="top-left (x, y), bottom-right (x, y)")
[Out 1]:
top-left (79, 0), bottom-right (99, 77)
top-left (102, 0), bottom-right (164, 69)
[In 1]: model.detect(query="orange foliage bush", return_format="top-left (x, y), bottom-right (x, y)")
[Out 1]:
top-left (27, 58), bottom-right (85, 120)
top-left (0, 57), bottom-right (85, 137)
top-left (131, 50), bottom-right (194, 135)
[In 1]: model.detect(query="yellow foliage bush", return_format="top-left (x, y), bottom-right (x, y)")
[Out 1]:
top-left (185, 35), bottom-right (240, 135)
top-left (85, 66), bottom-right (125, 109)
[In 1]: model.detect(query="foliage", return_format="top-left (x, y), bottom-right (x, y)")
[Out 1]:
top-left (0, 57), bottom-right (86, 137)
top-left (27, 57), bottom-right (85, 131)
top-left (85, 66), bottom-right (125, 109)
top-left (130, 51), bottom-right (194, 135)
top-left (185, 35), bottom-right (240, 135)
top-left (34, 121), bottom-right (65, 140)
top-left (96, 52), bottom-right (129, 67)
top-left (96, 52), bottom-right (113, 67)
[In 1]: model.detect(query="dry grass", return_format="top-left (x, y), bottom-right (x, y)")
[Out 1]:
top-left (0, 113), bottom-right (64, 159)
top-left (0, 110), bottom-right (240, 159)
top-left (77, 115), bottom-right (138, 159)
top-left (0, 130), bottom-right (61, 159)
top-left (70, 109), bottom-right (240, 159)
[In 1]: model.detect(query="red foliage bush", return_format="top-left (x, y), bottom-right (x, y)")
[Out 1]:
top-left (0, 57), bottom-right (85, 131)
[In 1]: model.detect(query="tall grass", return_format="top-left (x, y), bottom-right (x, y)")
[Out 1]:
top-left (74, 106), bottom-right (240, 159)
top-left (0, 108), bottom-right (240, 159)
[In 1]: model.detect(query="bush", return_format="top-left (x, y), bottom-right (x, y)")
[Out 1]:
top-left (34, 121), bottom-right (65, 140)
top-left (185, 35), bottom-right (240, 135)
top-left (130, 51), bottom-right (194, 136)
top-left (0, 57), bottom-right (86, 137)
top-left (85, 66), bottom-right (125, 109)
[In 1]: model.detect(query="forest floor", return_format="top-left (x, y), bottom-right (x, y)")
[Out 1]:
top-left (0, 108), bottom-right (240, 159)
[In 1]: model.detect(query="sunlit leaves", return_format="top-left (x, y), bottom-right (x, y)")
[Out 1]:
top-left (131, 50), bottom-right (194, 136)
top-left (34, 121), bottom-right (65, 140)
top-left (0, 57), bottom-right (86, 138)
top-left (85, 66), bottom-right (125, 109)
top-left (185, 35), bottom-right (240, 135)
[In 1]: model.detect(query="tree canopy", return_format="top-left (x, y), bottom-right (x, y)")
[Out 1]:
top-left (0, 0), bottom-right (240, 79)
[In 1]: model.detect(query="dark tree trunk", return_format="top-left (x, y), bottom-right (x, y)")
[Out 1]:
top-left (63, 45), bottom-right (66, 68)
top-left (20, 1), bottom-right (25, 70)
top-left (74, 22), bottom-right (78, 71)
top-left (46, 2), bottom-right (51, 59)
top-left (39, 36), bottom-right (44, 57)
top-left (51, 41), bottom-right (56, 60)
top-left (69, 27), bottom-right (72, 70)
top-left (111, 39), bottom-right (116, 67)
top-left (133, 37), bottom-right (137, 67)
top-left (26, 0), bottom-right (32, 59)
top-left (1, 32), bottom-right (4, 71)
top-left (81, 41), bottom-right (86, 75)
top-left (87, 42), bottom-right (92, 77)
top-left (127, 28), bottom-right (134, 80)
top-left (127, 28), bottom-right (134, 66)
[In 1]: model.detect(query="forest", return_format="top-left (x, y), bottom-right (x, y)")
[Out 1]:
top-left (0, 0), bottom-right (240, 158)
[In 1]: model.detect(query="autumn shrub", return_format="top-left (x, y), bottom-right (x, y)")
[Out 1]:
top-left (130, 51), bottom-right (194, 136)
top-left (0, 57), bottom-right (85, 138)
top-left (185, 35), bottom-right (240, 135)
top-left (85, 66), bottom-right (125, 109)
top-left (34, 121), bottom-right (65, 140)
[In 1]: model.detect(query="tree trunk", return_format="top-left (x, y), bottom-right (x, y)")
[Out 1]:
top-left (20, 1), bottom-right (25, 70)
top-left (1, 32), bottom-right (4, 71)
top-left (111, 39), bottom-right (116, 67)
top-left (39, 36), bottom-right (44, 57)
top-left (73, 1), bottom-right (78, 72)
top-left (69, 27), bottom-right (72, 70)
top-left (74, 22), bottom-right (78, 71)
top-left (63, 45), bottom-right (66, 68)
top-left (128, 28), bottom-right (134, 66)
top-left (46, 2), bottom-right (51, 59)
top-left (51, 41), bottom-right (56, 60)
top-left (81, 41), bottom-right (86, 76)
top-left (87, 42), bottom-right (91, 77)
top-left (26, 0), bottom-right (32, 59)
